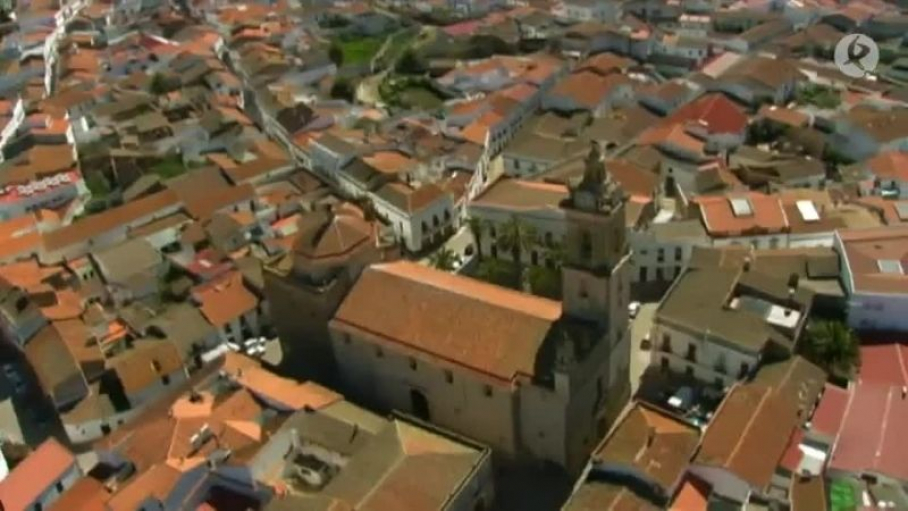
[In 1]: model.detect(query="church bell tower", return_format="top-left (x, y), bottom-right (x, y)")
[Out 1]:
top-left (561, 142), bottom-right (631, 338)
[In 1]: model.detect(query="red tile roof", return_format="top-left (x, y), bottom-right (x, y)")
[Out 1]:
top-left (665, 93), bottom-right (748, 135)
top-left (0, 438), bottom-right (76, 511)
top-left (864, 150), bottom-right (908, 182)
top-left (332, 261), bottom-right (561, 382)
top-left (694, 192), bottom-right (787, 237)
top-left (829, 382), bottom-right (908, 482)
top-left (810, 383), bottom-right (850, 439)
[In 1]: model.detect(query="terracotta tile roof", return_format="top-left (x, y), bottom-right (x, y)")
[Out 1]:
top-left (695, 357), bottom-right (824, 491)
top-left (376, 182), bottom-right (447, 213)
top-left (670, 475), bottom-right (710, 511)
top-left (0, 215), bottom-right (42, 262)
top-left (183, 183), bottom-right (255, 220)
top-left (106, 462), bottom-right (183, 511)
top-left (579, 52), bottom-right (635, 76)
top-left (0, 438), bottom-right (76, 511)
top-left (694, 192), bottom-right (787, 237)
top-left (292, 209), bottom-right (373, 261)
top-left (222, 353), bottom-right (342, 411)
top-left (592, 403), bottom-right (699, 491)
top-left (192, 271), bottom-right (258, 327)
top-left (110, 339), bottom-right (185, 395)
top-left (864, 150), bottom-right (908, 182)
top-left (829, 382), bottom-right (908, 482)
top-left (665, 93), bottom-right (748, 135)
top-left (472, 178), bottom-right (567, 211)
top-left (549, 71), bottom-right (631, 110)
top-left (48, 476), bottom-right (106, 511)
top-left (42, 189), bottom-right (181, 254)
top-left (837, 225), bottom-right (908, 294)
top-left (332, 261), bottom-right (561, 382)
top-left (790, 475), bottom-right (826, 511)
top-left (224, 157), bottom-right (291, 184)
top-left (362, 151), bottom-right (419, 175)
top-left (810, 383), bottom-right (850, 438)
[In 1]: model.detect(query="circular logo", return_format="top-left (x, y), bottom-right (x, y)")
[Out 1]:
top-left (835, 34), bottom-right (879, 78)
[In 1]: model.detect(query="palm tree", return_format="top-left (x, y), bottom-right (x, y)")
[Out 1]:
top-left (800, 320), bottom-right (860, 380)
top-left (430, 248), bottom-right (458, 272)
top-left (496, 216), bottom-right (537, 291)
top-left (467, 216), bottom-right (484, 256)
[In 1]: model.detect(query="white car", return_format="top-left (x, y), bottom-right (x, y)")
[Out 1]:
top-left (628, 301), bottom-right (641, 319)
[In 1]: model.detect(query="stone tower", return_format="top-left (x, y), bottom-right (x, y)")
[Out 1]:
top-left (561, 142), bottom-right (631, 339)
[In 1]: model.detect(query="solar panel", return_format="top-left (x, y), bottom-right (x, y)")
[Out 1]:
top-left (878, 259), bottom-right (904, 275)
top-left (729, 197), bottom-right (753, 217)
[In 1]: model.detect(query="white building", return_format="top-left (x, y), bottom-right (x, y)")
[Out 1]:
top-left (650, 265), bottom-right (813, 387)
top-left (468, 178), bottom-right (569, 267)
top-left (835, 225), bottom-right (908, 332)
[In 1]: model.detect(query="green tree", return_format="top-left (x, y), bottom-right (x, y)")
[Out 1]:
top-left (430, 247), bottom-right (458, 271)
top-left (528, 265), bottom-right (562, 300)
top-left (396, 49), bottom-right (425, 75)
top-left (800, 320), bottom-right (860, 381)
top-left (496, 216), bottom-right (537, 291)
top-left (149, 73), bottom-right (168, 95)
top-left (467, 217), bottom-right (484, 255)
top-left (329, 43), bottom-right (344, 67)
top-left (474, 258), bottom-right (520, 289)
top-left (331, 78), bottom-right (355, 101)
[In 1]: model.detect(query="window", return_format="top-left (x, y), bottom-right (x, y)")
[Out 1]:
top-left (445, 370), bottom-right (453, 384)
top-left (595, 376), bottom-right (603, 406)
top-left (675, 247), bottom-right (682, 261)
top-left (444, 210), bottom-right (451, 222)
top-left (661, 334), bottom-right (671, 353)
top-left (161, 374), bottom-right (171, 386)
top-left (657, 248), bottom-right (665, 262)
top-left (344, 333), bottom-right (351, 345)
top-left (490, 226), bottom-right (497, 238)
top-left (531, 251), bottom-right (539, 266)
top-left (491, 245), bottom-right (498, 258)
top-left (544, 232), bottom-right (553, 247)
top-left (580, 230), bottom-right (592, 261)
top-left (739, 362), bottom-right (750, 379)
top-left (483, 384), bottom-right (493, 397)
top-left (685, 366), bottom-right (694, 378)
top-left (660, 357), bottom-right (669, 373)
top-left (656, 268), bottom-right (664, 281)
top-left (409, 357), bottom-right (418, 370)
top-left (639, 266), bottom-right (647, 282)
top-left (579, 279), bottom-right (589, 299)
top-left (686, 344), bottom-right (697, 363)
top-left (375, 347), bottom-right (384, 358)
top-left (433, 215), bottom-right (439, 227)
top-left (55, 481), bottom-right (64, 492)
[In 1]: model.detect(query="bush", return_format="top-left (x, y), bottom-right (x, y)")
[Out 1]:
top-left (331, 78), bottom-right (355, 101)
top-left (396, 50), bottom-right (425, 75)
top-left (329, 43), bottom-right (344, 66)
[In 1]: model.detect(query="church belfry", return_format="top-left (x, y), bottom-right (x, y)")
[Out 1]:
top-left (561, 142), bottom-right (631, 328)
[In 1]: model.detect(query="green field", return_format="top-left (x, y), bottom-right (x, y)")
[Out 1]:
top-left (830, 479), bottom-right (858, 511)
top-left (397, 85), bottom-right (444, 109)
top-left (337, 36), bottom-right (384, 66)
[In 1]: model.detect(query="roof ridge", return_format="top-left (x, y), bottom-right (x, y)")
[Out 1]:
top-left (726, 386), bottom-right (773, 468)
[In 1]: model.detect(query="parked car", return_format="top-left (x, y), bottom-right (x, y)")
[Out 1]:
top-left (640, 333), bottom-right (651, 350)
top-left (628, 301), bottom-right (641, 319)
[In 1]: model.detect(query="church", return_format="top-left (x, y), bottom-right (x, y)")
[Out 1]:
top-left (268, 143), bottom-right (632, 474)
